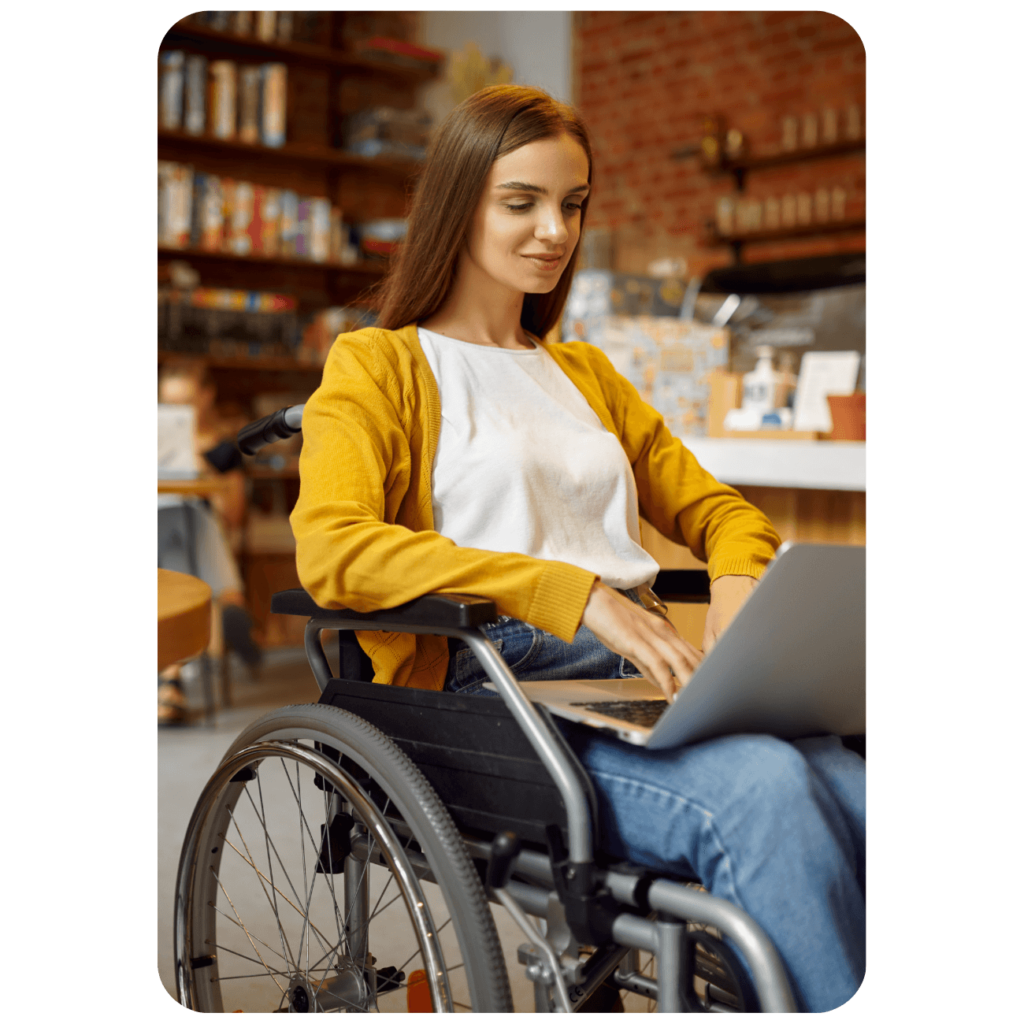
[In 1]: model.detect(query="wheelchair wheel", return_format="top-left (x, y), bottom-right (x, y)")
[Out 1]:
top-left (174, 703), bottom-right (513, 1012)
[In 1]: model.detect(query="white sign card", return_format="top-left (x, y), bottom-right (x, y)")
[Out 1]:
top-left (158, 403), bottom-right (198, 479)
top-left (792, 351), bottom-right (862, 432)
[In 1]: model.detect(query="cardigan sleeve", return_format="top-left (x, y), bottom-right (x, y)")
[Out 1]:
top-left (585, 345), bottom-right (781, 580)
top-left (289, 331), bottom-right (598, 641)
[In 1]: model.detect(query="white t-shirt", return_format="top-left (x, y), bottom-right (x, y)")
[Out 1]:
top-left (418, 327), bottom-right (659, 591)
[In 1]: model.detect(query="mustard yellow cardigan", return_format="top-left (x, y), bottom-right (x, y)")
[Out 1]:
top-left (290, 323), bottom-right (781, 690)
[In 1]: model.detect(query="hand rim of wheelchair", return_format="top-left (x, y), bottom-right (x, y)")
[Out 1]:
top-left (174, 703), bottom-right (514, 1012)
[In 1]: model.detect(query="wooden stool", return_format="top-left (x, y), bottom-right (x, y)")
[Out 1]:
top-left (159, 476), bottom-right (236, 711)
top-left (159, 569), bottom-right (213, 721)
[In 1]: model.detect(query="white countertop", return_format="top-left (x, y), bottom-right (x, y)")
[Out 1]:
top-left (682, 438), bottom-right (865, 491)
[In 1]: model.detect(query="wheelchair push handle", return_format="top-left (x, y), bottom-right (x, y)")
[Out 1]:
top-left (236, 404), bottom-right (304, 455)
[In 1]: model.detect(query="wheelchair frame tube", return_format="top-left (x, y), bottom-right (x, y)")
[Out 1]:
top-left (303, 619), bottom-right (594, 864)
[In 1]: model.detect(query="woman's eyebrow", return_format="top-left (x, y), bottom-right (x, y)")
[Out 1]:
top-left (495, 180), bottom-right (590, 196)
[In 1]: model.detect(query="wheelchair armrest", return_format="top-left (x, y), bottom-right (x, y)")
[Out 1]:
top-left (652, 568), bottom-right (711, 603)
top-left (270, 588), bottom-right (498, 630)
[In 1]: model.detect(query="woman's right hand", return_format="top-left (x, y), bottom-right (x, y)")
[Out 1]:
top-left (580, 581), bottom-right (703, 701)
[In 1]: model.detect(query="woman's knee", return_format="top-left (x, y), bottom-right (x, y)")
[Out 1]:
top-left (696, 735), bottom-right (816, 817)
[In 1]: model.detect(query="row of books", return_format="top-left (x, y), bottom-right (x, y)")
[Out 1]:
top-left (159, 49), bottom-right (440, 162)
top-left (158, 288), bottom-right (376, 366)
top-left (182, 11), bottom-right (326, 45)
top-left (157, 162), bottom-right (358, 265)
top-left (177, 12), bottom-right (445, 73)
top-left (159, 52), bottom-right (286, 147)
top-left (159, 287), bottom-right (300, 360)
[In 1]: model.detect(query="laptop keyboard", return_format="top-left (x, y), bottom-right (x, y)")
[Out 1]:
top-left (569, 699), bottom-right (669, 729)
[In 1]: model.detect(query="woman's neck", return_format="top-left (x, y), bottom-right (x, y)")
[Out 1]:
top-left (420, 255), bottom-right (533, 350)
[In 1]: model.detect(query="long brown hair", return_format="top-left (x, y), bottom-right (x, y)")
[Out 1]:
top-left (374, 85), bottom-right (593, 338)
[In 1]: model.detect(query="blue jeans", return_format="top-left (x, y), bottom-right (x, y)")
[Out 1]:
top-left (445, 606), bottom-right (866, 1013)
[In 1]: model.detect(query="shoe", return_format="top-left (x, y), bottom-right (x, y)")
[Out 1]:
top-left (222, 604), bottom-right (264, 680)
top-left (158, 679), bottom-right (188, 726)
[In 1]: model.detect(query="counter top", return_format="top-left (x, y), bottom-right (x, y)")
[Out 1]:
top-left (682, 438), bottom-right (865, 491)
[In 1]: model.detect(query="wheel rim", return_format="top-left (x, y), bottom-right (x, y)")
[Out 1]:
top-left (176, 740), bottom-right (460, 1012)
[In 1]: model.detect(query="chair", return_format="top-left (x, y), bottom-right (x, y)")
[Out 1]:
top-left (172, 405), bottom-right (798, 1013)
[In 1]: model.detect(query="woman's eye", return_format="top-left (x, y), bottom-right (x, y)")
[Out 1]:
top-left (505, 203), bottom-right (585, 214)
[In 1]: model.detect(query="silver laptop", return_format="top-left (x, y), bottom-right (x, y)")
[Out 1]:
top-left (486, 542), bottom-right (865, 749)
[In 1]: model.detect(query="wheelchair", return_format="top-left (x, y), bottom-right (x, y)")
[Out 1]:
top-left (173, 404), bottom-right (798, 1013)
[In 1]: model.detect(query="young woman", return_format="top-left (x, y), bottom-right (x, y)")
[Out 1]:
top-left (290, 85), bottom-right (865, 1012)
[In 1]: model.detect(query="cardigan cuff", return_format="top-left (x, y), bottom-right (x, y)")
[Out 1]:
top-left (708, 555), bottom-right (772, 582)
top-left (526, 564), bottom-right (599, 643)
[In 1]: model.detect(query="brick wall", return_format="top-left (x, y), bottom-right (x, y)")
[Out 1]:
top-left (574, 11), bottom-right (865, 276)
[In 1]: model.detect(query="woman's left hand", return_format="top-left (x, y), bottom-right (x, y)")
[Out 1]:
top-left (702, 575), bottom-right (758, 654)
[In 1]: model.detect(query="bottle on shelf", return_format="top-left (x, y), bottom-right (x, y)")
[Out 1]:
top-left (700, 115), bottom-right (725, 168)
top-left (723, 346), bottom-right (793, 430)
top-left (742, 346), bottom-right (779, 416)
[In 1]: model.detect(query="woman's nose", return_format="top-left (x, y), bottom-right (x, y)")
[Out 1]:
top-left (535, 205), bottom-right (570, 243)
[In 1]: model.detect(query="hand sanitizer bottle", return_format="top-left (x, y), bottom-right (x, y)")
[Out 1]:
top-left (742, 346), bottom-right (779, 418)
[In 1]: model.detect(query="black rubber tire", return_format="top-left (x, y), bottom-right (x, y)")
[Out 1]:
top-left (175, 702), bottom-right (513, 1012)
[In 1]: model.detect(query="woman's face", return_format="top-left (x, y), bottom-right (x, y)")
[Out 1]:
top-left (462, 134), bottom-right (590, 297)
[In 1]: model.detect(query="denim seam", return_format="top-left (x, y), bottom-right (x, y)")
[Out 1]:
top-left (454, 639), bottom-right (503, 685)
top-left (478, 624), bottom-right (542, 677)
top-left (587, 768), bottom-right (747, 915)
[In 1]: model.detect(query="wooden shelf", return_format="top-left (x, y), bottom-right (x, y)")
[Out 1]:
top-left (157, 351), bottom-right (324, 374)
top-left (157, 246), bottom-right (387, 277)
top-left (706, 218), bottom-right (866, 248)
top-left (717, 139), bottom-right (865, 179)
top-left (157, 129), bottom-right (423, 177)
top-left (162, 20), bottom-right (440, 81)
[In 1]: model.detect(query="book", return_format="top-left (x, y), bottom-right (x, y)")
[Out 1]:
top-left (158, 161), bottom-right (193, 248)
top-left (219, 178), bottom-right (237, 252)
top-left (232, 11), bottom-right (253, 36)
top-left (184, 55), bottom-right (207, 135)
top-left (276, 11), bottom-right (293, 41)
top-left (257, 187), bottom-right (282, 256)
top-left (209, 60), bottom-right (237, 139)
top-left (158, 51), bottom-right (184, 130)
top-left (260, 63), bottom-right (287, 147)
top-left (230, 181), bottom-right (255, 255)
top-left (294, 197), bottom-right (312, 259)
top-left (195, 174), bottom-right (225, 252)
top-left (279, 190), bottom-right (299, 256)
top-left (256, 11), bottom-right (276, 41)
top-left (238, 65), bottom-right (260, 144)
top-left (310, 198), bottom-right (332, 263)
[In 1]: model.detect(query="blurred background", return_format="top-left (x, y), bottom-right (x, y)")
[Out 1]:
top-left (157, 10), bottom-right (866, 721)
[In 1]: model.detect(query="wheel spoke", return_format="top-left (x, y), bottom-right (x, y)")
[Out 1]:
top-left (212, 869), bottom-right (287, 996)
top-left (233, 788), bottom-right (336, 970)
top-left (275, 754), bottom-right (349, 982)
top-left (224, 800), bottom-right (297, 972)
top-left (218, 835), bottom-right (340, 962)
top-left (254, 766), bottom-right (294, 971)
top-left (207, 939), bottom-right (293, 976)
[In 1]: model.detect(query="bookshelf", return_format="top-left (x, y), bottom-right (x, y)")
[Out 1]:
top-left (158, 12), bottom-right (439, 647)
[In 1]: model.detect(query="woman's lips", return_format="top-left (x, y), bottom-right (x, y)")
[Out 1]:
top-left (522, 253), bottom-right (563, 270)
